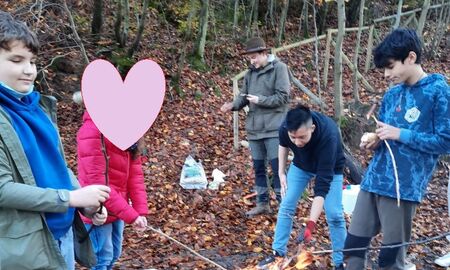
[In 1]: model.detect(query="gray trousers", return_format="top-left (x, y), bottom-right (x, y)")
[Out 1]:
top-left (248, 138), bottom-right (281, 203)
top-left (344, 190), bottom-right (418, 270)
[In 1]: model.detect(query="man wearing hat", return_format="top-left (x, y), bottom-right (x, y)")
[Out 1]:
top-left (221, 37), bottom-right (290, 217)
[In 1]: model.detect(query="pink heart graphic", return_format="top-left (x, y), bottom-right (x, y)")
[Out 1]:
top-left (81, 59), bottom-right (165, 150)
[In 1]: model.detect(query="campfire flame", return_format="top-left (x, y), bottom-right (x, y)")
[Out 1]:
top-left (242, 250), bottom-right (313, 270)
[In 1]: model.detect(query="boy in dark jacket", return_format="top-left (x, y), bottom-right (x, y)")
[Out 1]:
top-left (258, 104), bottom-right (346, 270)
top-left (344, 28), bottom-right (450, 270)
top-left (221, 37), bottom-right (290, 217)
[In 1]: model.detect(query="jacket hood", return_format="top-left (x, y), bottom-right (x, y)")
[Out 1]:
top-left (405, 73), bottom-right (447, 89)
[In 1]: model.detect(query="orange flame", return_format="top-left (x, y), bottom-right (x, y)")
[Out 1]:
top-left (286, 250), bottom-right (314, 270)
top-left (242, 250), bottom-right (313, 270)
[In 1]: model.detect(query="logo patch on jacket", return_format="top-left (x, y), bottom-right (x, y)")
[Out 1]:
top-left (404, 107), bottom-right (420, 123)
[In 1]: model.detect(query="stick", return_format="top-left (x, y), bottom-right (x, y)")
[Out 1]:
top-left (367, 111), bottom-right (401, 207)
top-left (312, 231), bottom-right (450, 255)
top-left (146, 226), bottom-right (227, 270)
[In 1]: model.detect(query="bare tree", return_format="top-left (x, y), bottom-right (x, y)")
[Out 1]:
top-left (277, 0), bottom-right (289, 46)
top-left (352, 0), bottom-right (365, 105)
top-left (193, 0), bottom-right (210, 64)
top-left (91, 0), bottom-right (103, 35)
top-left (62, 0), bottom-right (89, 65)
top-left (127, 0), bottom-right (150, 58)
top-left (417, 0), bottom-right (431, 39)
top-left (393, 0), bottom-right (404, 29)
top-left (114, 0), bottom-right (130, 47)
top-left (298, 0), bottom-right (308, 38)
top-left (317, 1), bottom-right (329, 35)
top-left (173, 0), bottom-right (197, 93)
top-left (428, 1), bottom-right (450, 59)
top-left (233, 0), bottom-right (239, 37)
top-left (265, 0), bottom-right (275, 30)
top-left (246, 0), bottom-right (259, 37)
top-left (311, 1), bottom-right (323, 110)
top-left (334, 0), bottom-right (346, 121)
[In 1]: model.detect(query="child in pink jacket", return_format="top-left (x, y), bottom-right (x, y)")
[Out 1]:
top-left (77, 111), bottom-right (149, 270)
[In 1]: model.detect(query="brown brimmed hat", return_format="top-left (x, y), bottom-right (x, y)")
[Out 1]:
top-left (241, 37), bottom-right (270, 55)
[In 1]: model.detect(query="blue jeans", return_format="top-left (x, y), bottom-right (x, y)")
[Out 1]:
top-left (58, 227), bottom-right (75, 270)
top-left (272, 164), bottom-right (347, 265)
top-left (86, 220), bottom-right (125, 270)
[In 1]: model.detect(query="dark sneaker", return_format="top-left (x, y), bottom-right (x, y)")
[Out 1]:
top-left (246, 203), bottom-right (272, 218)
top-left (334, 264), bottom-right (345, 270)
top-left (257, 251), bottom-right (284, 269)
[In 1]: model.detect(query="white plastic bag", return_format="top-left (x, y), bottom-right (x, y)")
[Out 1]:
top-left (179, 155), bottom-right (208, 189)
top-left (208, 169), bottom-right (226, 190)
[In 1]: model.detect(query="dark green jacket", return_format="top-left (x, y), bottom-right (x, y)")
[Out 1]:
top-left (232, 56), bottom-right (290, 140)
top-left (0, 95), bottom-right (96, 269)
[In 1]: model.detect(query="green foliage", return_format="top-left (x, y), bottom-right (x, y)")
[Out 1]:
top-left (305, 61), bottom-right (314, 72)
top-left (73, 14), bottom-right (89, 29)
top-left (207, 79), bottom-right (222, 97)
top-left (338, 115), bottom-right (349, 128)
top-left (163, 0), bottom-right (200, 35)
top-left (170, 76), bottom-right (186, 98)
top-left (110, 51), bottom-right (135, 77)
top-left (194, 90), bottom-right (203, 100)
top-left (188, 54), bottom-right (209, 72)
top-left (403, 0), bottom-right (424, 9)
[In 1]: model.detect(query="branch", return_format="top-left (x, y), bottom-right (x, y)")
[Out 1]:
top-left (312, 231), bottom-right (450, 255)
top-left (37, 52), bottom-right (71, 75)
top-left (62, 0), bottom-right (89, 65)
top-left (146, 225), bottom-right (227, 270)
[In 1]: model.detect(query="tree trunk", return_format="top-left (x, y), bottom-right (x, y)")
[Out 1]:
top-left (173, 0), bottom-right (197, 94)
top-left (246, 0), bottom-right (258, 37)
top-left (127, 0), bottom-right (150, 58)
top-left (346, 0), bottom-right (360, 26)
top-left (303, 1), bottom-right (309, 38)
top-left (317, 2), bottom-right (328, 35)
top-left (428, 2), bottom-right (450, 59)
top-left (393, 0), bottom-right (404, 29)
top-left (252, 0), bottom-right (259, 36)
top-left (297, 0), bottom-right (306, 36)
top-left (352, 0), bottom-right (365, 105)
top-left (334, 0), bottom-right (345, 122)
top-left (114, 0), bottom-right (129, 48)
top-left (277, 0), bottom-right (289, 46)
top-left (233, 0), bottom-right (239, 37)
top-left (312, 1), bottom-right (323, 110)
top-left (193, 0), bottom-right (209, 63)
top-left (114, 0), bottom-right (123, 44)
top-left (417, 0), bottom-right (431, 40)
top-left (265, 0), bottom-right (275, 30)
top-left (62, 0), bottom-right (89, 65)
top-left (91, 0), bottom-right (103, 35)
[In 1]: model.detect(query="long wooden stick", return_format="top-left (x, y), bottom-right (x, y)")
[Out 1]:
top-left (146, 226), bottom-right (227, 270)
top-left (367, 110), bottom-right (400, 207)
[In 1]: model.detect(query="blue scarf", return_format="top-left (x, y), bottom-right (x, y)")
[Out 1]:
top-left (0, 84), bottom-right (74, 240)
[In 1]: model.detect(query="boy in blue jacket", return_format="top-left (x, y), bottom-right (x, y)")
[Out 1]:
top-left (344, 29), bottom-right (450, 269)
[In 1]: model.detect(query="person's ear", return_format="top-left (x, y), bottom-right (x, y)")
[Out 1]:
top-left (407, 51), bottom-right (417, 64)
top-left (310, 124), bottom-right (316, 133)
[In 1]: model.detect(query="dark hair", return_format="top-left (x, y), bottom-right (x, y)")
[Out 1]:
top-left (373, 28), bottom-right (422, 68)
top-left (285, 104), bottom-right (312, 132)
top-left (0, 11), bottom-right (39, 54)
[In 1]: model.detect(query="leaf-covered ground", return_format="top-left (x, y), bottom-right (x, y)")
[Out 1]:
top-left (2, 1), bottom-right (449, 269)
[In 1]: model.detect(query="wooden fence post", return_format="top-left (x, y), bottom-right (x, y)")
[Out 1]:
top-left (364, 24), bottom-right (374, 73)
top-left (323, 29), bottom-right (332, 87)
top-left (232, 78), bottom-right (239, 150)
